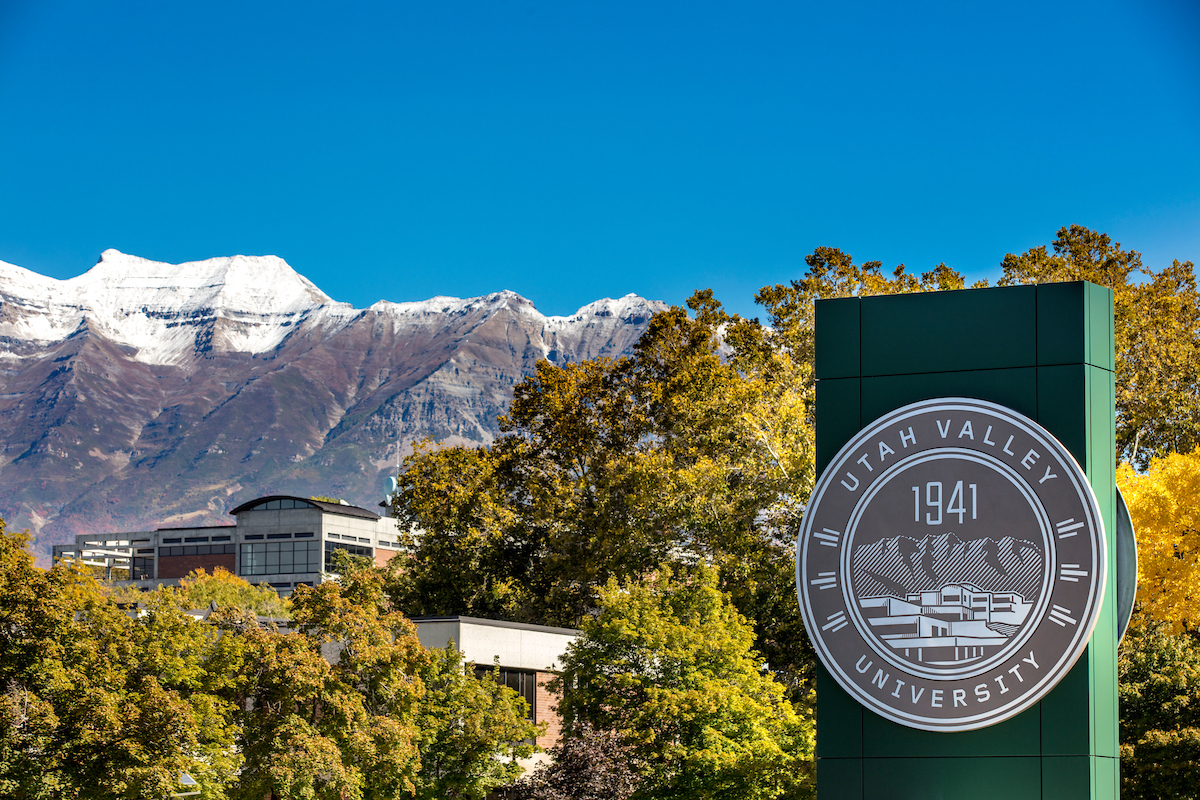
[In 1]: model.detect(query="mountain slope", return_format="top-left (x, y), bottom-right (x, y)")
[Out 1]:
top-left (0, 251), bottom-right (665, 557)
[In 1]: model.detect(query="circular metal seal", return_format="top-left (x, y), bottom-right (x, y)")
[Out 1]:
top-left (797, 398), bottom-right (1107, 732)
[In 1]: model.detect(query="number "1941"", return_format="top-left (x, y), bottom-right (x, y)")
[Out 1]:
top-left (913, 481), bottom-right (977, 524)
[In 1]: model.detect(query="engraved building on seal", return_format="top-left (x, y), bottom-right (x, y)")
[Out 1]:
top-left (850, 530), bottom-right (1042, 667)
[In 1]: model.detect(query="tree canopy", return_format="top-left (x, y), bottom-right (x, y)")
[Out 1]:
top-left (1118, 450), bottom-right (1200, 633)
top-left (0, 522), bottom-right (538, 800)
top-left (551, 565), bottom-right (814, 800)
top-left (1119, 617), bottom-right (1200, 800)
top-left (999, 225), bottom-right (1200, 467)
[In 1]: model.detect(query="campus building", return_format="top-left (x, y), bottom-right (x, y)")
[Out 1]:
top-left (51, 495), bottom-right (402, 596)
top-left (413, 615), bottom-right (579, 749)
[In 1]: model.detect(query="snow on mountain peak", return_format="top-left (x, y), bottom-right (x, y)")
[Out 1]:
top-left (0, 251), bottom-right (342, 365)
top-left (0, 251), bottom-right (667, 366)
top-left (547, 293), bottom-right (661, 326)
top-left (82, 249), bottom-right (333, 313)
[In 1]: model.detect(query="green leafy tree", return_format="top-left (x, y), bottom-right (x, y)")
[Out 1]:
top-left (254, 553), bottom-right (540, 800)
top-left (391, 291), bottom-right (819, 689)
top-left (1119, 616), bottom-right (1200, 799)
top-left (0, 519), bottom-right (242, 799)
top-left (998, 225), bottom-right (1200, 467)
top-left (413, 645), bottom-right (541, 799)
top-left (178, 566), bottom-right (291, 616)
top-left (552, 565), bottom-right (814, 800)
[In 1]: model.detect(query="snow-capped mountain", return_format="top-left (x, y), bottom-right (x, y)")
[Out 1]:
top-left (0, 251), bottom-right (666, 557)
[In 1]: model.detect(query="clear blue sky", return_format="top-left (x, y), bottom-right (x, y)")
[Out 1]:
top-left (1, 0), bottom-right (1197, 319)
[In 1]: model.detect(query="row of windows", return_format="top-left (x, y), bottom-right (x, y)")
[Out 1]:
top-left (161, 535), bottom-right (232, 544)
top-left (240, 541), bottom-right (322, 576)
top-left (243, 532), bottom-right (314, 541)
top-left (160, 544), bottom-right (236, 557)
top-left (248, 498), bottom-right (319, 511)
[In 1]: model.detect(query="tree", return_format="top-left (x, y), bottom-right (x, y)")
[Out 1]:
top-left (753, 247), bottom-right (981, 373)
top-left (1, 518), bottom-right (539, 800)
top-left (999, 225), bottom-right (1200, 467)
top-left (391, 291), bottom-right (820, 688)
top-left (178, 566), bottom-right (291, 616)
top-left (1119, 616), bottom-right (1200, 799)
top-left (0, 519), bottom-right (242, 799)
top-left (277, 554), bottom-right (538, 800)
top-left (552, 565), bottom-right (814, 800)
top-left (389, 441), bottom-right (528, 621)
top-left (500, 722), bottom-right (641, 800)
top-left (1117, 450), bottom-right (1200, 632)
top-left (413, 645), bottom-right (541, 799)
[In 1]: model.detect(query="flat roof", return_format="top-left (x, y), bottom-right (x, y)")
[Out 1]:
top-left (156, 524), bottom-right (238, 531)
top-left (410, 615), bottom-right (582, 637)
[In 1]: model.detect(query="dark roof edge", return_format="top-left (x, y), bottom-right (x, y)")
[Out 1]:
top-left (156, 524), bottom-right (238, 531)
top-left (228, 495), bottom-right (380, 520)
top-left (410, 615), bottom-right (582, 637)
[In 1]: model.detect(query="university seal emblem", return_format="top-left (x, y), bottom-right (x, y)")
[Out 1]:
top-left (797, 398), bottom-right (1107, 731)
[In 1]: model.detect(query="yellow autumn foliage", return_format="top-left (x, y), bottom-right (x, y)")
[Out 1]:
top-left (1118, 451), bottom-right (1200, 633)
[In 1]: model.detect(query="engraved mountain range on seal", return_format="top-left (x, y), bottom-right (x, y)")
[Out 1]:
top-left (852, 532), bottom-right (1043, 600)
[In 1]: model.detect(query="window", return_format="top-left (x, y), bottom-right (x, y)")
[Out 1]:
top-left (132, 557), bottom-right (154, 580)
top-left (212, 536), bottom-right (231, 542)
top-left (136, 548), bottom-right (155, 555)
top-left (267, 533), bottom-right (292, 540)
top-left (294, 532), bottom-right (314, 538)
top-left (244, 534), bottom-right (263, 540)
top-left (324, 541), bottom-right (373, 570)
top-left (474, 667), bottom-right (537, 722)
top-left (246, 498), bottom-right (320, 512)
top-left (160, 545), bottom-right (236, 557)
top-left (184, 536), bottom-right (209, 543)
top-left (162, 538), bottom-right (182, 544)
top-left (240, 540), bottom-right (321, 576)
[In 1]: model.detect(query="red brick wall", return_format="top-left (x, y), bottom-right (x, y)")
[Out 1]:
top-left (157, 553), bottom-right (236, 580)
top-left (535, 671), bottom-right (564, 749)
top-left (374, 548), bottom-right (398, 568)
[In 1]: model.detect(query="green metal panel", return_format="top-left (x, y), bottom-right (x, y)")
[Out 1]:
top-left (1088, 366), bottom-right (1119, 759)
top-left (862, 703), bottom-right (1040, 758)
top-left (816, 378), bottom-right (861, 473)
top-left (1040, 649), bottom-right (1094, 756)
top-left (1087, 283), bottom-right (1116, 372)
top-left (1035, 365), bottom-right (1120, 760)
top-left (1093, 755), bottom-right (1120, 800)
top-left (859, 285), bottom-right (1036, 376)
top-left (816, 297), bottom-right (861, 380)
top-left (1042, 756), bottom-right (1092, 800)
top-left (816, 663), bottom-right (863, 758)
top-left (813, 283), bottom-right (1118, 799)
top-left (817, 757), bottom-right (863, 800)
top-left (1042, 756), bottom-right (1120, 800)
top-left (1037, 282), bottom-right (1088, 367)
top-left (862, 756), bottom-right (1042, 799)
top-left (861, 368), bottom-right (1038, 422)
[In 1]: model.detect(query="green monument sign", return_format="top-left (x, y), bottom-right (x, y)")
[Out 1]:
top-left (803, 282), bottom-right (1118, 799)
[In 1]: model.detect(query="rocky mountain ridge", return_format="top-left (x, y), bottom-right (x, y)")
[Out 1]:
top-left (0, 251), bottom-right (666, 558)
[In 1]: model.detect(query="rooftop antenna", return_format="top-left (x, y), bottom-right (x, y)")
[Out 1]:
top-left (381, 439), bottom-right (401, 512)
